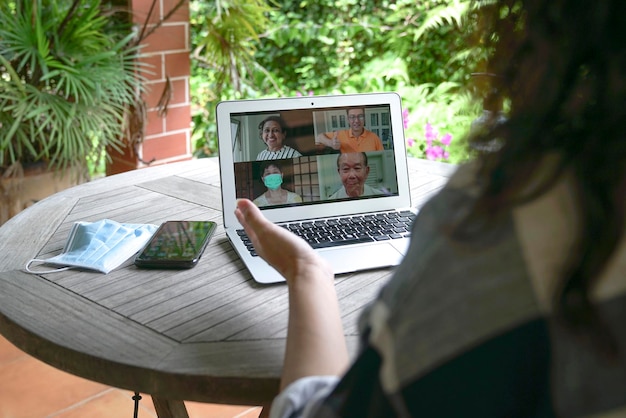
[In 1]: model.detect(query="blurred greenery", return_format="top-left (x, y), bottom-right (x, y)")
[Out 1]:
top-left (190, 0), bottom-right (488, 163)
top-left (0, 0), bottom-right (144, 177)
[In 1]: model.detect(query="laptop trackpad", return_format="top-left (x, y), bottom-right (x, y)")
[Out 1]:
top-left (318, 242), bottom-right (404, 275)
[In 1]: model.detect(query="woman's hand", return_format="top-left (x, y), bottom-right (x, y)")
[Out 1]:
top-left (235, 199), bottom-right (332, 283)
top-left (235, 198), bottom-right (348, 389)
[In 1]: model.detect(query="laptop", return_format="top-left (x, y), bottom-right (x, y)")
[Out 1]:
top-left (217, 92), bottom-right (414, 284)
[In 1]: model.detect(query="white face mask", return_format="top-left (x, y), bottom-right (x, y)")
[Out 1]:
top-left (25, 219), bottom-right (158, 274)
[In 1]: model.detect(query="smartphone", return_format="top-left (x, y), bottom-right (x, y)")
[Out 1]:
top-left (135, 220), bottom-right (217, 269)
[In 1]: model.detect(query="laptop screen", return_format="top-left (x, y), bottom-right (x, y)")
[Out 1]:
top-left (217, 93), bottom-right (412, 226)
top-left (229, 104), bottom-right (400, 210)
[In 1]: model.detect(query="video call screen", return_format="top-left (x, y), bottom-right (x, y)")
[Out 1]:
top-left (230, 105), bottom-right (400, 209)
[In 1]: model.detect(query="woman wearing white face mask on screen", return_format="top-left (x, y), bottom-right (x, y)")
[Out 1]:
top-left (253, 162), bottom-right (303, 207)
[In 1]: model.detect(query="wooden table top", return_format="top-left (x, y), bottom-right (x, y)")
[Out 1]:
top-left (0, 157), bottom-right (456, 409)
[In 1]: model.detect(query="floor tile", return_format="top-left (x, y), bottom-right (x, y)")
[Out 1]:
top-left (0, 355), bottom-right (107, 418)
top-left (0, 334), bottom-right (26, 365)
top-left (119, 391), bottom-right (158, 415)
top-left (51, 389), bottom-right (157, 418)
top-left (121, 393), bottom-right (263, 418)
top-left (0, 336), bottom-right (263, 418)
top-left (232, 407), bottom-right (265, 418)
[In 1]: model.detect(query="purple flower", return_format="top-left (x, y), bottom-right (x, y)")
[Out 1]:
top-left (407, 137), bottom-right (415, 147)
top-left (422, 123), bottom-right (454, 160)
top-left (425, 145), bottom-right (444, 160)
top-left (402, 109), bottom-right (410, 129)
top-left (440, 133), bottom-right (452, 146)
top-left (425, 123), bottom-right (438, 144)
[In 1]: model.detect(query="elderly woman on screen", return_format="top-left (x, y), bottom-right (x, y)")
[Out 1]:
top-left (256, 116), bottom-right (302, 160)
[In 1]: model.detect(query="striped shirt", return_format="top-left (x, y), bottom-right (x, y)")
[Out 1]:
top-left (256, 146), bottom-right (302, 160)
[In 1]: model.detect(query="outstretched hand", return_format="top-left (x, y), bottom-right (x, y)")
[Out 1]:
top-left (331, 131), bottom-right (341, 150)
top-left (236, 199), bottom-right (348, 389)
top-left (234, 199), bottom-right (333, 283)
top-left (315, 132), bottom-right (341, 151)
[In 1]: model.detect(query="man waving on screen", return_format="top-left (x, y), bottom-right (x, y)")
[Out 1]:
top-left (315, 107), bottom-right (384, 153)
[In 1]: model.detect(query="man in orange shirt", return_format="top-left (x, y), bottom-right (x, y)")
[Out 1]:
top-left (315, 107), bottom-right (384, 153)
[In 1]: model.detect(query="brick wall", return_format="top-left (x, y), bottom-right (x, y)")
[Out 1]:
top-left (107, 0), bottom-right (192, 175)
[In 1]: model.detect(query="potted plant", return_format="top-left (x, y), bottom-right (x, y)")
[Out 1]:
top-left (0, 0), bottom-right (144, 223)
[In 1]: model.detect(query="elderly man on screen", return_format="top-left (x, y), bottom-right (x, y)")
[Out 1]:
top-left (316, 107), bottom-right (384, 153)
top-left (329, 152), bottom-right (382, 199)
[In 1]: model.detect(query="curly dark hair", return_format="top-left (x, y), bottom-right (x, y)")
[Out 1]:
top-left (465, 0), bottom-right (626, 355)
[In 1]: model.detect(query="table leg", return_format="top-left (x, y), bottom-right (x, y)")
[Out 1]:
top-left (152, 397), bottom-right (190, 418)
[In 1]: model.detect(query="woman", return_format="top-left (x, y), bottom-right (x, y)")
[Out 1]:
top-left (256, 116), bottom-right (302, 160)
top-left (253, 162), bottom-right (303, 207)
top-left (237, 0), bottom-right (626, 416)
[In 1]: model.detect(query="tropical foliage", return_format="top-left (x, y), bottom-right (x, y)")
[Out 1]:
top-left (190, 0), bottom-right (488, 163)
top-left (0, 0), bottom-right (143, 177)
top-left (190, 0), bottom-right (276, 156)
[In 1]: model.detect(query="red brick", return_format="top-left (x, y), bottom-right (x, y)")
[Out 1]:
top-left (132, 0), bottom-right (162, 25)
top-left (141, 24), bottom-right (188, 54)
top-left (143, 78), bottom-right (187, 110)
top-left (132, 0), bottom-right (190, 25)
top-left (131, 0), bottom-right (156, 25)
top-left (163, 0), bottom-right (190, 23)
top-left (143, 81), bottom-right (167, 109)
top-left (165, 105), bottom-right (191, 132)
top-left (145, 110), bottom-right (165, 136)
top-left (138, 54), bottom-right (163, 82)
top-left (169, 78), bottom-right (188, 106)
top-left (142, 132), bottom-right (190, 161)
top-left (165, 52), bottom-right (191, 78)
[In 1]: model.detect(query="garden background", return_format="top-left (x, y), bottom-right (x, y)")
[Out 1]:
top-left (189, 0), bottom-right (491, 164)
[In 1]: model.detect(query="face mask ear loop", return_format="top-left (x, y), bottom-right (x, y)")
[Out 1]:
top-left (24, 259), bottom-right (73, 274)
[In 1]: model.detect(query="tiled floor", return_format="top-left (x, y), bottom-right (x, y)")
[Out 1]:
top-left (0, 335), bottom-right (263, 418)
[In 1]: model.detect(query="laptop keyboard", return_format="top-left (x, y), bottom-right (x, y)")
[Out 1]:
top-left (237, 210), bottom-right (416, 257)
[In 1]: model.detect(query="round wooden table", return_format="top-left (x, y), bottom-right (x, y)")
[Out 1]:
top-left (0, 157), bottom-right (455, 417)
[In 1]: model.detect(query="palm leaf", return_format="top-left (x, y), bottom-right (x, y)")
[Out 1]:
top-left (412, 0), bottom-right (472, 41)
top-left (0, 0), bottom-right (143, 172)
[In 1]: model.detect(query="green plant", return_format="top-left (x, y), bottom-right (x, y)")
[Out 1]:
top-left (190, 0), bottom-right (276, 158)
top-left (189, 0), bottom-right (491, 160)
top-left (400, 82), bottom-right (480, 163)
top-left (0, 0), bottom-right (143, 177)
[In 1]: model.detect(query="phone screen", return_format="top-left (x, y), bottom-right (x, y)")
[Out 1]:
top-left (135, 220), bottom-right (217, 269)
